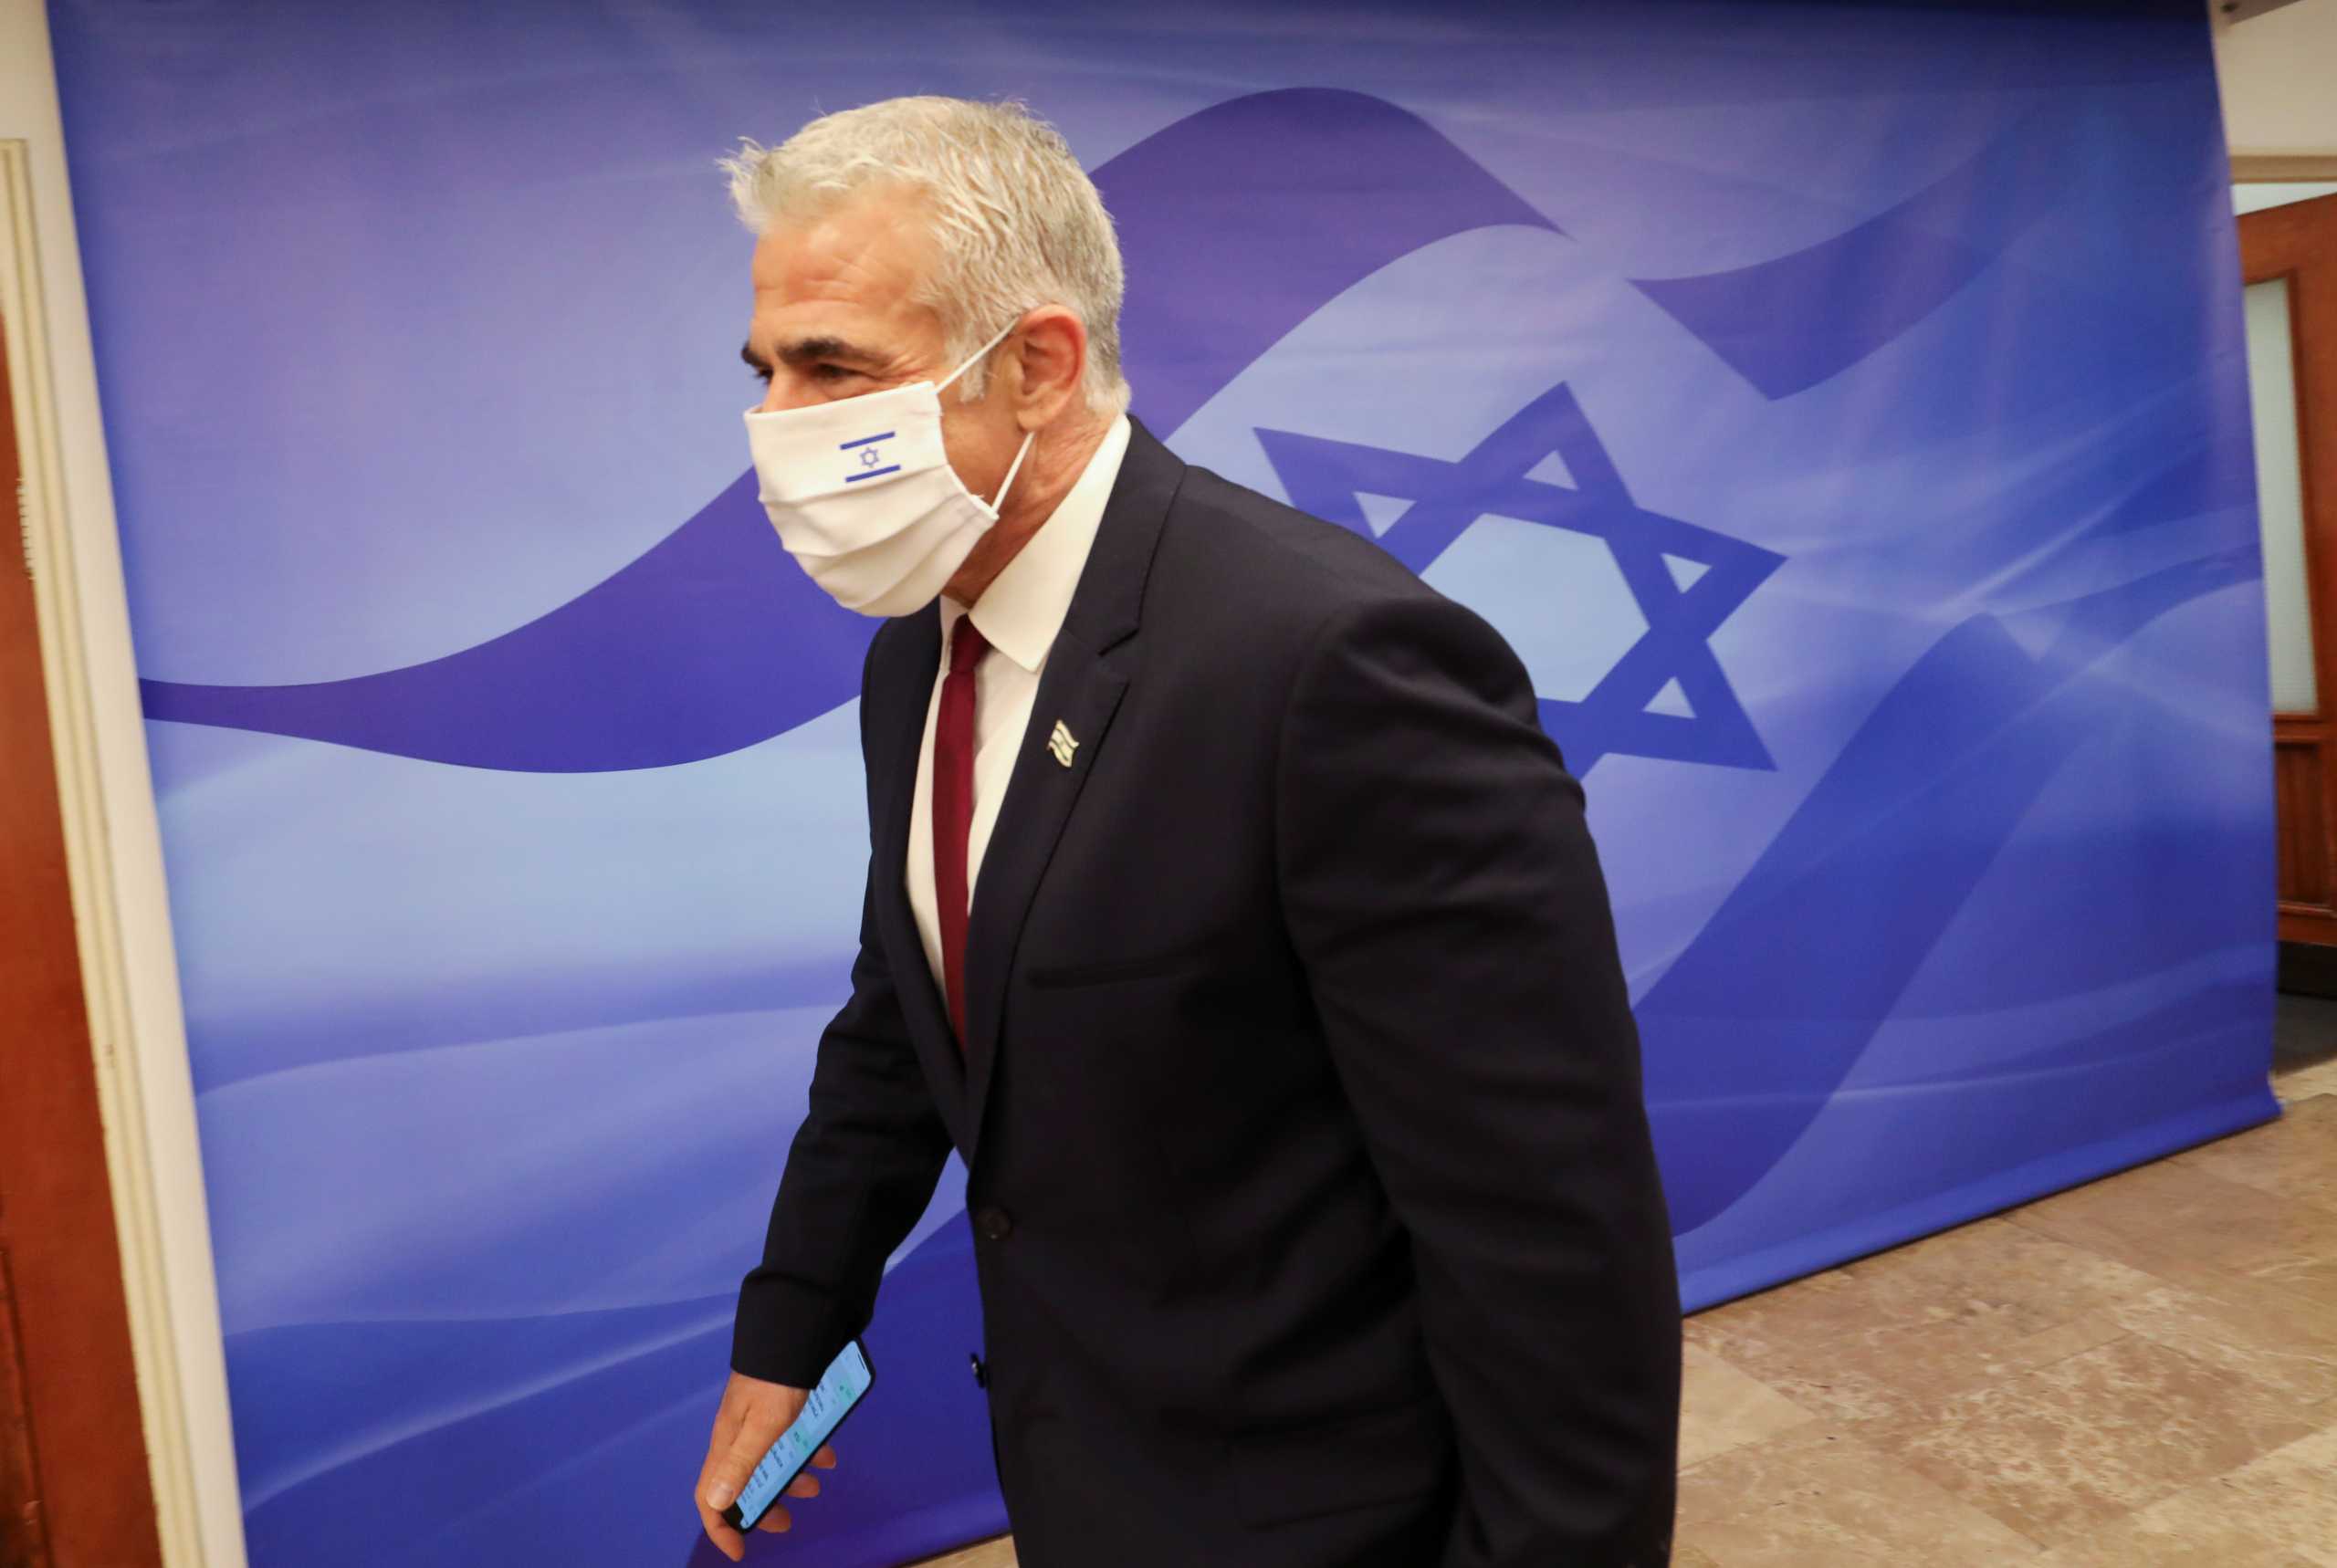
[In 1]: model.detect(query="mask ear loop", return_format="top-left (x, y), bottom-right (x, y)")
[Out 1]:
top-left (937, 313), bottom-right (1036, 514)
top-left (988, 429), bottom-right (1036, 513)
top-left (936, 315), bottom-right (1025, 393)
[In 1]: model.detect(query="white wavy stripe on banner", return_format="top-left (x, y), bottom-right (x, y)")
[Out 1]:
top-left (201, 998), bottom-right (969, 1335)
top-left (1850, 943), bottom-right (2267, 1085)
top-left (233, 1304), bottom-right (732, 1514)
top-left (150, 699), bottom-right (871, 1081)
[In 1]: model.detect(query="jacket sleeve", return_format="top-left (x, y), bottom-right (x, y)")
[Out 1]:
top-left (1275, 592), bottom-right (1682, 1567)
top-left (730, 652), bottom-right (955, 1388)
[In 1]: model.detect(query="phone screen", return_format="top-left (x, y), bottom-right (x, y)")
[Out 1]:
top-left (725, 1340), bottom-right (875, 1531)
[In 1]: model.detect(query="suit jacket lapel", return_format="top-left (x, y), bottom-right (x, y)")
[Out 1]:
top-left (865, 608), bottom-right (975, 1146)
top-left (959, 419), bottom-right (1184, 1156)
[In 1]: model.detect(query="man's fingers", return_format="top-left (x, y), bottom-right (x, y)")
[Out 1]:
top-left (702, 1397), bottom-right (744, 1467)
top-left (693, 1448), bottom-right (749, 1562)
top-left (812, 1444), bottom-right (839, 1469)
top-left (708, 1419), bottom-right (782, 1512)
top-left (785, 1470), bottom-right (821, 1500)
top-left (693, 1494), bottom-right (747, 1563)
top-left (697, 1375), bottom-right (812, 1561)
top-left (697, 1402), bottom-right (745, 1506)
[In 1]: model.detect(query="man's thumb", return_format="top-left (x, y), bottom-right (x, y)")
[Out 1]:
top-left (706, 1425), bottom-right (772, 1511)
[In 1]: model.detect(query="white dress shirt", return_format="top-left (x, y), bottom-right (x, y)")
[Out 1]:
top-left (907, 415), bottom-right (1132, 994)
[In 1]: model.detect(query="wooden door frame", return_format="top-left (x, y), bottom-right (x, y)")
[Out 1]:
top-left (1, 298), bottom-right (160, 1566)
top-left (2231, 154), bottom-right (2337, 182)
top-left (0, 63), bottom-right (247, 1564)
top-left (2241, 193), bottom-right (2337, 944)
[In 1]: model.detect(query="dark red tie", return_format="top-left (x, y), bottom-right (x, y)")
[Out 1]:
top-left (934, 616), bottom-right (990, 1048)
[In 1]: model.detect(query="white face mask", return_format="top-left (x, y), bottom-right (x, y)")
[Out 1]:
top-left (743, 319), bottom-right (1035, 618)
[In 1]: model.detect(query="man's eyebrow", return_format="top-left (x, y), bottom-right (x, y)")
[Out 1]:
top-left (775, 334), bottom-right (879, 368)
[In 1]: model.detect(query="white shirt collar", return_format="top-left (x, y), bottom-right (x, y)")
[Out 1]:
top-left (941, 414), bottom-right (1132, 674)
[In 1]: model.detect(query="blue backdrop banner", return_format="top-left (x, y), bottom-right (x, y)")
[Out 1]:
top-left (50, 2), bottom-right (2272, 1564)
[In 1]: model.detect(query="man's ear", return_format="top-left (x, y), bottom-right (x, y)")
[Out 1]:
top-left (1011, 306), bottom-right (1089, 428)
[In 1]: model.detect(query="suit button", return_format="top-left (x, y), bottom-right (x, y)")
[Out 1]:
top-left (969, 1354), bottom-right (989, 1390)
top-left (974, 1206), bottom-right (1013, 1242)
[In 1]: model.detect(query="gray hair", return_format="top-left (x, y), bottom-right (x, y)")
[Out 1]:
top-left (721, 97), bottom-right (1130, 415)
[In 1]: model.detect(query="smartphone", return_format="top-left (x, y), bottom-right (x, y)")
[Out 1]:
top-left (720, 1339), bottom-right (875, 1533)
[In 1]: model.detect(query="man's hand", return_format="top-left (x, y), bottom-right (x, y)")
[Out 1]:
top-left (695, 1370), bottom-right (842, 1561)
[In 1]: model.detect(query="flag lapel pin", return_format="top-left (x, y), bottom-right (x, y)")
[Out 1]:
top-left (1047, 720), bottom-right (1079, 768)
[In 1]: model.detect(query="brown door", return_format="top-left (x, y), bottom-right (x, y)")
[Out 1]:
top-left (2244, 193), bottom-right (2337, 946)
top-left (0, 313), bottom-right (163, 1562)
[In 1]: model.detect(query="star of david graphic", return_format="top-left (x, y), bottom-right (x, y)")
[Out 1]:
top-left (1257, 381), bottom-right (1784, 775)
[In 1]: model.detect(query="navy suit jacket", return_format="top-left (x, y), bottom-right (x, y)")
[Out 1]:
top-left (733, 417), bottom-right (1681, 1567)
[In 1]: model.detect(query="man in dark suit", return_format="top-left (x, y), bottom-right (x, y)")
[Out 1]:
top-left (696, 96), bottom-right (1681, 1568)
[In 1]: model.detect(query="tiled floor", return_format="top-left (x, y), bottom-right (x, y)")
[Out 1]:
top-left (916, 1007), bottom-right (2337, 1567)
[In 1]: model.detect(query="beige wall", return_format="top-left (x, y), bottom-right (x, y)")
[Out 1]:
top-left (2216, 0), bottom-right (2337, 155)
